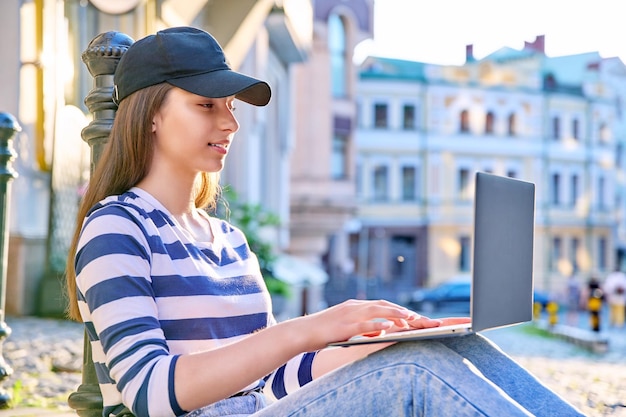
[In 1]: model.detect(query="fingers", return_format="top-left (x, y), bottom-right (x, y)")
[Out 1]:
top-left (307, 300), bottom-right (466, 346)
top-left (405, 315), bottom-right (471, 330)
top-left (323, 300), bottom-right (418, 340)
top-left (405, 316), bottom-right (443, 329)
top-left (344, 299), bottom-right (419, 321)
top-left (440, 316), bottom-right (471, 325)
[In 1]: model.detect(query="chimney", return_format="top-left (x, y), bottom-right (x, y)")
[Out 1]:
top-left (466, 44), bottom-right (475, 62)
top-left (524, 35), bottom-right (545, 54)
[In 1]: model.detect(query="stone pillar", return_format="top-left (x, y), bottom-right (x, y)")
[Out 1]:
top-left (67, 31), bottom-right (134, 417)
top-left (0, 112), bottom-right (20, 407)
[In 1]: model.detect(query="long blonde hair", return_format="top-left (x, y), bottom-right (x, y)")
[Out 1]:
top-left (65, 83), bottom-right (221, 321)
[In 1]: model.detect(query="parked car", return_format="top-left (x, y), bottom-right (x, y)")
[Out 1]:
top-left (409, 277), bottom-right (472, 314)
top-left (408, 276), bottom-right (553, 314)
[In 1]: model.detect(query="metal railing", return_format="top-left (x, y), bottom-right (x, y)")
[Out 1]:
top-left (0, 111), bottom-right (21, 407)
top-left (67, 30), bottom-right (135, 417)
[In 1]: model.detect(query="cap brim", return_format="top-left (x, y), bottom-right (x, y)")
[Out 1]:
top-left (168, 70), bottom-right (271, 106)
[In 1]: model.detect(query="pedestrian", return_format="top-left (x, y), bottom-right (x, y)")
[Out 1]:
top-left (586, 275), bottom-right (605, 332)
top-left (64, 26), bottom-right (584, 417)
top-left (603, 267), bottom-right (626, 328)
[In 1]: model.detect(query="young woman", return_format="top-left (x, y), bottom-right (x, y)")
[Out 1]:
top-left (66, 26), bottom-right (583, 417)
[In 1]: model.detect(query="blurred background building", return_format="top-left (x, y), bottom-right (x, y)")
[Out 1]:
top-left (1, 0), bottom-right (625, 319)
top-left (353, 36), bottom-right (626, 304)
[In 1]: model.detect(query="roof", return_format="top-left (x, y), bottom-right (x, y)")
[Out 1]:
top-left (360, 56), bottom-right (426, 81)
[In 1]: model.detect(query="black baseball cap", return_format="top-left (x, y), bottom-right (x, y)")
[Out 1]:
top-left (113, 26), bottom-right (271, 106)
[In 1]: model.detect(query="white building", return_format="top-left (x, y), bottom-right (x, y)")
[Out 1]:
top-left (353, 36), bottom-right (626, 302)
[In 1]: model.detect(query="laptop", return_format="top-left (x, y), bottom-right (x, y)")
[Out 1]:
top-left (329, 172), bottom-right (536, 347)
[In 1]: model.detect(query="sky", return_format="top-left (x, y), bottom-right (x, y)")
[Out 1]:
top-left (355, 0), bottom-right (626, 65)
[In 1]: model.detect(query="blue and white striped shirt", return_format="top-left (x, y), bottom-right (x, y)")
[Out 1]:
top-left (75, 188), bottom-right (316, 417)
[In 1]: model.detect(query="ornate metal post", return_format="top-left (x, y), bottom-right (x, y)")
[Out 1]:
top-left (0, 112), bottom-right (20, 407)
top-left (67, 31), bottom-right (134, 417)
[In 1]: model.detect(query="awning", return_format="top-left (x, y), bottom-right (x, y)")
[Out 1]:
top-left (272, 254), bottom-right (329, 286)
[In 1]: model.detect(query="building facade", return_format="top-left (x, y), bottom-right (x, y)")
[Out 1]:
top-left (1, 0), bottom-right (315, 316)
top-left (289, 0), bottom-right (373, 308)
top-left (353, 36), bottom-right (626, 303)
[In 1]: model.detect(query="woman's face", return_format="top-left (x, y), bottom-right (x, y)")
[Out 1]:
top-left (151, 87), bottom-right (240, 177)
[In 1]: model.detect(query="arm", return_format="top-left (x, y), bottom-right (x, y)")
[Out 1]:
top-left (78, 205), bottom-right (421, 415)
top-left (175, 304), bottom-right (472, 409)
top-left (174, 299), bottom-right (420, 410)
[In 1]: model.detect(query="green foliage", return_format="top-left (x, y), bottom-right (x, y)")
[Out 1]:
top-left (11, 379), bottom-right (23, 408)
top-left (217, 188), bottom-right (290, 297)
top-left (264, 276), bottom-right (291, 297)
top-left (520, 324), bottom-right (557, 339)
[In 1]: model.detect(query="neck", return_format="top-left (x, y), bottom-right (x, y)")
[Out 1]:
top-left (136, 174), bottom-right (198, 216)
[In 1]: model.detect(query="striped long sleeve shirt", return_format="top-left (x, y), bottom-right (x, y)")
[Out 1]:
top-left (75, 188), bottom-right (317, 417)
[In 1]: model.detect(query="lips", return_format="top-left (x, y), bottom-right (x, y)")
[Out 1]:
top-left (208, 142), bottom-right (229, 155)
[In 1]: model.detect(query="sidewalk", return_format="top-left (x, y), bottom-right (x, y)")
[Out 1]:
top-left (0, 409), bottom-right (75, 417)
top-left (1, 314), bottom-right (625, 416)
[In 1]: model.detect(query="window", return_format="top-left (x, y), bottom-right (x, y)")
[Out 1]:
top-left (551, 173), bottom-right (560, 205)
top-left (460, 110), bottom-right (470, 133)
top-left (572, 118), bottom-right (579, 140)
top-left (551, 236), bottom-right (562, 271)
top-left (331, 134), bottom-right (348, 179)
top-left (569, 174), bottom-right (578, 207)
top-left (599, 122), bottom-right (610, 143)
top-left (401, 166), bottom-right (417, 201)
top-left (374, 103), bottom-right (388, 128)
top-left (552, 116), bottom-right (560, 140)
top-left (507, 113), bottom-right (516, 136)
top-left (571, 237), bottom-right (580, 273)
top-left (458, 168), bottom-right (470, 200)
top-left (328, 14), bottom-right (347, 97)
top-left (598, 237), bottom-right (607, 271)
top-left (598, 176), bottom-right (605, 209)
top-left (459, 236), bottom-right (471, 272)
top-left (373, 165), bottom-right (388, 201)
top-left (403, 104), bottom-right (416, 130)
top-left (485, 111), bottom-right (495, 134)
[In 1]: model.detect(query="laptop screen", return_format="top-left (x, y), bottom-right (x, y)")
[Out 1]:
top-left (471, 172), bottom-right (536, 332)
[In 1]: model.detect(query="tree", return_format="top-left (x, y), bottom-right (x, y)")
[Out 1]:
top-left (217, 189), bottom-right (290, 297)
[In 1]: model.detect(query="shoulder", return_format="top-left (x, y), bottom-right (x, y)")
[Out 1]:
top-left (81, 191), bottom-right (168, 244)
top-left (87, 190), bottom-right (171, 226)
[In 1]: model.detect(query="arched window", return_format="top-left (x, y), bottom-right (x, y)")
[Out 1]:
top-left (485, 111), bottom-right (495, 134)
top-left (507, 113), bottom-right (516, 136)
top-left (328, 14), bottom-right (347, 97)
top-left (551, 173), bottom-right (560, 205)
top-left (599, 122), bottom-right (610, 144)
top-left (552, 116), bottom-right (560, 140)
top-left (570, 174), bottom-right (578, 207)
top-left (460, 109), bottom-right (470, 133)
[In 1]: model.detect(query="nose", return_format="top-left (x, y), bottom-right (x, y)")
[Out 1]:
top-left (220, 105), bottom-right (239, 133)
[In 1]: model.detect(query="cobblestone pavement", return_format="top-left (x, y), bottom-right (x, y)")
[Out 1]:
top-left (0, 314), bottom-right (625, 416)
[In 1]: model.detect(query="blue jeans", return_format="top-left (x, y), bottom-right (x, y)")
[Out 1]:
top-left (184, 334), bottom-right (584, 416)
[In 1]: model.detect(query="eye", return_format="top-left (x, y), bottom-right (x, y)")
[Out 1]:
top-left (200, 103), bottom-right (214, 109)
